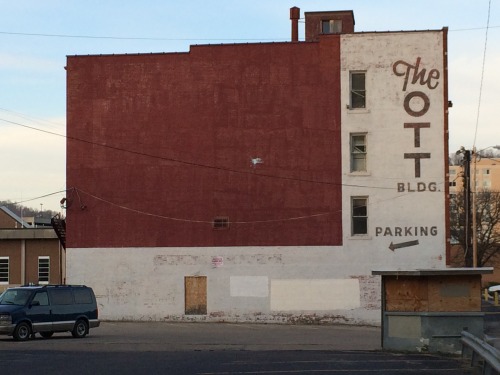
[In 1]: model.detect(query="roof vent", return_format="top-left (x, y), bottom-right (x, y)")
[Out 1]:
top-left (213, 217), bottom-right (229, 230)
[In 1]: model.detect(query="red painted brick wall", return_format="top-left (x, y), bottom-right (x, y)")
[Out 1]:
top-left (66, 38), bottom-right (342, 248)
top-left (305, 11), bottom-right (355, 42)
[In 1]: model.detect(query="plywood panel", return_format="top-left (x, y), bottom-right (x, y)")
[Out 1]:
top-left (427, 275), bottom-right (481, 312)
top-left (185, 276), bottom-right (207, 315)
top-left (384, 276), bottom-right (429, 312)
top-left (384, 275), bottom-right (482, 312)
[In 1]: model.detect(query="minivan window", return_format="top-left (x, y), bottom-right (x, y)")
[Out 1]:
top-left (0, 289), bottom-right (32, 306)
top-left (32, 291), bottom-right (49, 306)
top-left (74, 288), bottom-right (93, 304)
top-left (49, 289), bottom-right (73, 305)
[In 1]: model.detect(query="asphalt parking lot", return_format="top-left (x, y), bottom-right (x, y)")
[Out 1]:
top-left (0, 321), bottom-right (382, 351)
top-left (483, 298), bottom-right (500, 348)
top-left (0, 322), bottom-right (474, 374)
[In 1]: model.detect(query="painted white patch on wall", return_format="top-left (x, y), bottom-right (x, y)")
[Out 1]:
top-left (230, 276), bottom-right (269, 297)
top-left (271, 279), bottom-right (360, 311)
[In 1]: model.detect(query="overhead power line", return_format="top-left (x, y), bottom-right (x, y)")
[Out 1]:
top-left (473, 0), bottom-right (492, 148)
top-left (74, 187), bottom-right (333, 224)
top-left (452, 25), bottom-right (499, 32)
top-left (0, 25), bottom-right (498, 42)
top-left (0, 30), bottom-right (283, 42)
top-left (1, 116), bottom-right (436, 191)
top-left (0, 111), bottom-right (448, 223)
top-left (4, 190), bottom-right (67, 207)
top-left (71, 185), bottom-right (420, 225)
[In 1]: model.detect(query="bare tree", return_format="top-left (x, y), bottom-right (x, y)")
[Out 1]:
top-left (450, 190), bottom-right (500, 267)
top-left (449, 152), bottom-right (463, 166)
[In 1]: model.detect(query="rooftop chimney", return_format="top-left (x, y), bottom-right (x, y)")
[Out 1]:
top-left (290, 7), bottom-right (300, 42)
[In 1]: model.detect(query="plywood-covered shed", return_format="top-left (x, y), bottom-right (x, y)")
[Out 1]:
top-left (373, 268), bottom-right (493, 353)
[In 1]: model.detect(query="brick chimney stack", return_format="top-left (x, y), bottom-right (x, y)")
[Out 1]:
top-left (290, 7), bottom-right (300, 42)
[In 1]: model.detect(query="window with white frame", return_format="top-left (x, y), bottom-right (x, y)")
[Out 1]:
top-left (350, 134), bottom-right (367, 172)
top-left (350, 71), bottom-right (366, 109)
top-left (0, 257), bottom-right (9, 284)
top-left (351, 197), bottom-right (368, 235)
top-left (38, 256), bottom-right (50, 284)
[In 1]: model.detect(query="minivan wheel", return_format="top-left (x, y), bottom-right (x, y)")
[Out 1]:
top-left (40, 331), bottom-right (54, 339)
top-left (72, 319), bottom-right (88, 338)
top-left (13, 322), bottom-right (31, 341)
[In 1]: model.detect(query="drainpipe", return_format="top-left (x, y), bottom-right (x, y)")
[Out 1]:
top-left (21, 240), bottom-right (26, 285)
top-left (290, 7), bottom-right (300, 42)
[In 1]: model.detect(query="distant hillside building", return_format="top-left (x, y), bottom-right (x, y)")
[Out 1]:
top-left (65, 8), bottom-right (450, 324)
top-left (449, 157), bottom-right (500, 194)
top-left (449, 157), bottom-right (500, 282)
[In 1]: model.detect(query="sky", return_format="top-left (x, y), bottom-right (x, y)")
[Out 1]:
top-left (0, 0), bottom-right (499, 212)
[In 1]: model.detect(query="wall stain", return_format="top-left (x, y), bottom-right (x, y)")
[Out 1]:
top-left (350, 275), bottom-right (381, 310)
top-left (152, 253), bottom-right (284, 267)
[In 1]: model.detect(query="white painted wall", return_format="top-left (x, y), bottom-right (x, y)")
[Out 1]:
top-left (67, 30), bottom-right (447, 326)
top-left (340, 31), bottom-right (447, 270)
top-left (67, 246), bottom-right (380, 324)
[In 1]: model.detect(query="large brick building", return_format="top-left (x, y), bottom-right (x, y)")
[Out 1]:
top-left (65, 8), bottom-right (450, 324)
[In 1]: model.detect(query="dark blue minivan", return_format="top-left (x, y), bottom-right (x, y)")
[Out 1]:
top-left (0, 285), bottom-right (99, 341)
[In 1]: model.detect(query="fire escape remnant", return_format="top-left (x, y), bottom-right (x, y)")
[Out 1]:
top-left (51, 214), bottom-right (66, 249)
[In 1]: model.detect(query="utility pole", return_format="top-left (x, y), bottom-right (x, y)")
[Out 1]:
top-left (463, 150), bottom-right (473, 267)
top-left (460, 145), bottom-right (500, 268)
top-left (472, 147), bottom-right (478, 268)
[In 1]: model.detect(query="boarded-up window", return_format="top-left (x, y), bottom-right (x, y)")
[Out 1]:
top-left (185, 276), bottom-right (207, 315)
top-left (384, 275), bottom-right (481, 313)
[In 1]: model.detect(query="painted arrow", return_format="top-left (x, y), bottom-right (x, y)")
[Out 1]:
top-left (389, 240), bottom-right (419, 251)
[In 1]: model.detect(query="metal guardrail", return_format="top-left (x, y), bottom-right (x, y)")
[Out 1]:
top-left (462, 330), bottom-right (500, 374)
